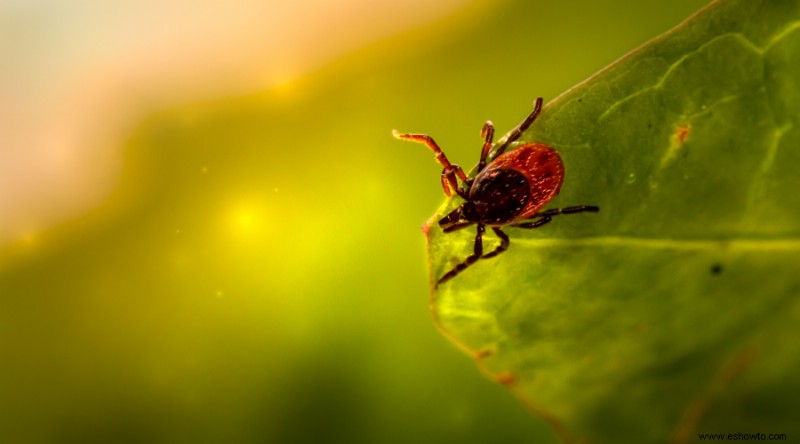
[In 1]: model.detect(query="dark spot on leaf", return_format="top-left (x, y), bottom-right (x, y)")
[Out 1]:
top-left (710, 263), bottom-right (723, 275)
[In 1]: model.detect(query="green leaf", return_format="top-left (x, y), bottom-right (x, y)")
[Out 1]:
top-left (426, 1), bottom-right (800, 442)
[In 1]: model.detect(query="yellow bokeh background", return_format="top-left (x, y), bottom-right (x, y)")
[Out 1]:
top-left (0, 1), bottom-right (706, 443)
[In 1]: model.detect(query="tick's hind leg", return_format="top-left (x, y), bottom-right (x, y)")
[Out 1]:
top-left (437, 226), bottom-right (511, 287)
top-left (513, 205), bottom-right (599, 229)
top-left (437, 224), bottom-right (486, 287)
top-left (534, 205), bottom-right (599, 218)
top-left (481, 227), bottom-right (509, 259)
top-left (513, 216), bottom-right (552, 229)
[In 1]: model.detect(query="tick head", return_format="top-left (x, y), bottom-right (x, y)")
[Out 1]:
top-left (439, 202), bottom-right (478, 233)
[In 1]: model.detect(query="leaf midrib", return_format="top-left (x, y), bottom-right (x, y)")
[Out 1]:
top-left (512, 235), bottom-right (800, 251)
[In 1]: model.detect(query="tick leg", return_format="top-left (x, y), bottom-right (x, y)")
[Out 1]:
top-left (393, 131), bottom-right (469, 183)
top-left (481, 227), bottom-right (509, 259)
top-left (493, 97), bottom-right (543, 158)
top-left (514, 216), bottom-right (552, 229)
top-left (478, 121), bottom-right (495, 172)
top-left (441, 166), bottom-right (470, 199)
top-left (533, 205), bottom-right (599, 218)
top-left (437, 226), bottom-right (512, 286)
top-left (437, 224), bottom-right (485, 287)
top-left (514, 205), bottom-right (599, 229)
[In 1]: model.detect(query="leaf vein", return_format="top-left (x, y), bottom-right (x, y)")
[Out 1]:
top-left (743, 122), bottom-right (794, 225)
top-left (598, 33), bottom-right (762, 123)
top-left (513, 236), bottom-right (800, 251)
top-left (764, 20), bottom-right (800, 51)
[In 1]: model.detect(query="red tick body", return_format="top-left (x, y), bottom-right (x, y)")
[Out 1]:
top-left (469, 143), bottom-right (564, 226)
top-left (394, 97), bottom-right (598, 286)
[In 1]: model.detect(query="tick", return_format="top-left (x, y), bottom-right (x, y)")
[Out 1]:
top-left (394, 97), bottom-right (599, 286)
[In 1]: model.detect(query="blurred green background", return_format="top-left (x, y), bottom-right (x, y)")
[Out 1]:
top-left (0, 1), bottom-right (707, 443)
